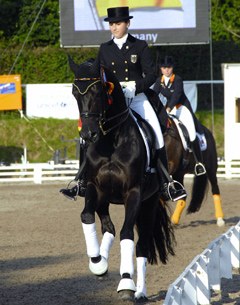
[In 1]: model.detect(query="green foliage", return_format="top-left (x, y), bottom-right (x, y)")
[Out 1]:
top-left (211, 0), bottom-right (240, 44)
top-left (0, 110), bottom-right (224, 164)
top-left (0, 0), bottom-right (60, 47)
top-left (15, 0), bottom-right (59, 46)
top-left (0, 112), bottom-right (79, 163)
top-left (0, 45), bottom-right (98, 83)
top-left (0, 0), bottom-right (24, 39)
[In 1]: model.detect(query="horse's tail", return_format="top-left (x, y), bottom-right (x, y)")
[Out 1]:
top-left (187, 174), bottom-right (208, 213)
top-left (136, 195), bottom-right (175, 265)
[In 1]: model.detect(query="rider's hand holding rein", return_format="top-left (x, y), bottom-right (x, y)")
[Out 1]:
top-left (120, 81), bottom-right (136, 99)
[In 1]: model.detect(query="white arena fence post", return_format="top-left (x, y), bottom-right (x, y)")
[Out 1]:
top-left (33, 164), bottom-right (43, 184)
top-left (163, 221), bottom-right (240, 305)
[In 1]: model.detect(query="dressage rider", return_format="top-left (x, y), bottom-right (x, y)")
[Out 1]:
top-left (60, 7), bottom-right (187, 202)
top-left (153, 55), bottom-right (206, 176)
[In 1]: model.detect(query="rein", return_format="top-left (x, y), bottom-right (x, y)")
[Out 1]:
top-left (99, 107), bottom-right (130, 135)
top-left (73, 76), bottom-right (130, 135)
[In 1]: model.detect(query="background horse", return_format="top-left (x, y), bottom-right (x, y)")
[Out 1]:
top-left (68, 57), bottom-right (175, 301)
top-left (164, 118), bottom-right (225, 227)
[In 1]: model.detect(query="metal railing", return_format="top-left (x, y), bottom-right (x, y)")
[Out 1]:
top-left (163, 221), bottom-right (240, 305)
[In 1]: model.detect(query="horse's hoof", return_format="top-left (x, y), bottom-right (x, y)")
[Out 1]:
top-left (135, 291), bottom-right (148, 302)
top-left (217, 217), bottom-right (225, 227)
top-left (117, 278), bottom-right (136, 301)
top-left (89, 256), bottom-right (108, 276)
top-left (118, 290), bottom-right (135, 301)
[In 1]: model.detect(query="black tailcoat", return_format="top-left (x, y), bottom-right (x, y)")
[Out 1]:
top-left (153, 74), bottom-right (193, 113)
top-left (96, 34), bottom-right (156, 94)
top-left (153, 74), bottom-right (204, 133)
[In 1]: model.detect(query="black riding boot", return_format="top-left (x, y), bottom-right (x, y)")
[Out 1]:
top-left (190, 138), bottom-right (206, 176)
top-left (157, 147), bottom-right (187, 202)
top-left (60, 138), bottom-right (87, 200)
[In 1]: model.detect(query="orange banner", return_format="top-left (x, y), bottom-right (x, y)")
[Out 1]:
top-left (0, 75), bottom-right (22, 111)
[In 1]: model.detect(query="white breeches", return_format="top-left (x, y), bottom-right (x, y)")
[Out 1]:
top-left (126, 93), bottom-right (164, 149)
top-left (170, 105), bottom-right (196, 142)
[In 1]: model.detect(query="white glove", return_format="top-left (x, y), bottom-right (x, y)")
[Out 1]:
top-left (120, 81), bottom-right (136, 99)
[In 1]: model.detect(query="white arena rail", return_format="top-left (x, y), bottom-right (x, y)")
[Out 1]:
top-left (163, 221), bottom-right (240, 305)
top-left (0, 161), bottom-right (79, 184)
top-left (0, 160), bottom-right (240, 184)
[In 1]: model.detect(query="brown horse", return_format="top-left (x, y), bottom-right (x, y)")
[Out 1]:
top-left (164, 117), bottom-right (225, 227)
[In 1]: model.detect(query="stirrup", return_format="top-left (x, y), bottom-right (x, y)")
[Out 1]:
top-left (194, 162), bottom-right (206, 176)
top-left (167, 180), bottom-right (187, 202)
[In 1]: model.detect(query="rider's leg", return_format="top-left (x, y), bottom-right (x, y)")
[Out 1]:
top-left (130, 93), bottom-right (186, 202)
top-left (190, 137), bottom-right (206, 176)
top-left (60, 137), bottom-right (87, 200)
top-left (176, 106), bottom-right (206, 176)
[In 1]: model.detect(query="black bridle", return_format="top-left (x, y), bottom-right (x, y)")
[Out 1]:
top-left (73, 76), bottom-right (130, 135)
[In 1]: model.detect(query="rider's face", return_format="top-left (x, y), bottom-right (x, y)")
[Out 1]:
top-left (109, 21), bottom-right (129, 39)
top-left (161, 66), bottom-right (173, 77)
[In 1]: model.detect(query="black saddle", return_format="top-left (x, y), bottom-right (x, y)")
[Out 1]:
top-left (131, 110), bottom-right (156, 169)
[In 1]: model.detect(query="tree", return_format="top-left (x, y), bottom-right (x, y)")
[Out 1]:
top-left (0, 0), bottom-right (59, 46)
top-left (211, 0), bottom-right (240, 45)
top-left (0, 0), bottom-right (23, 39)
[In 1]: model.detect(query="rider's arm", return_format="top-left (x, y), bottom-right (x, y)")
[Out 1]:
top-left (153, 78), bottom-right (171, 98)
top-left (167, 75), bottom-right (184, 110)
top-left (135, 41), bottom-right (156, 94)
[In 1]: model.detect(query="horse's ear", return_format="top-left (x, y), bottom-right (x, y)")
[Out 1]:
top-left (68, 55), bottom-right (78, 76)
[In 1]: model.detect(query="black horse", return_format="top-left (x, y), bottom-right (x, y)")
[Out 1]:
top-left (68, 57), bottom-right (175, 301)
top-left (164, 117), bottom-right (225, 227)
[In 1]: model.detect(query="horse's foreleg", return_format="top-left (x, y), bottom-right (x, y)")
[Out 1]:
top-left (171, 199), bottom-right (186, 225)
top-left (100, 231), bottom-right (114, 260)
top-left (81, 186), bottom-right (108, 276)
top-left (213, 194), bottom-right (225, 227)
top-left (81, 222), bottom-right (108, 275)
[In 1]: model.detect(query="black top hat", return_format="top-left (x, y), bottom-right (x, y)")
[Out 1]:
top-left (104, 7), bottom-right (133, 22)
top-left (160, 56), bottom-right (175, 68)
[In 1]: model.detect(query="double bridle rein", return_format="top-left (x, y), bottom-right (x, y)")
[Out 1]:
top-left (73, 76), bottom-right (130, 135)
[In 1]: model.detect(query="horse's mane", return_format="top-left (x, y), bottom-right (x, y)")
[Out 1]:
top-left (101, 64), bottom-right (126, 104)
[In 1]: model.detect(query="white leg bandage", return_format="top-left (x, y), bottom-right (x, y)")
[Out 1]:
top-left (82, 223), bottom-right (100, 257)
top-left (100, 232), bottom-right (115, 260)
top-left (120, 239), bottom-right (135, 277)
top-left (136, 257), bottom-right (147, 296)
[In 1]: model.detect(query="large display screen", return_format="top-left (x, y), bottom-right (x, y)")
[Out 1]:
top-left (59, 0), bottom-right (209, 47)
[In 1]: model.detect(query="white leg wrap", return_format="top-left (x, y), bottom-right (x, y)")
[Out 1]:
top-left (100, 232), bottom-right (115, 260)
top-left (120, 239), bottom-right (135, 277)
top-left (82, 223), bottom-right (100, 257)
top-left (135, 257), bottom-right (147, 299)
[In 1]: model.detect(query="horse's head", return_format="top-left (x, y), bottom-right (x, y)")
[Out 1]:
top-left (68, 56), bottom-right (127, 143)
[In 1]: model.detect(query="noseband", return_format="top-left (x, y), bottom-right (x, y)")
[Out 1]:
top-left (73, 76), bottom-right (130, 135)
